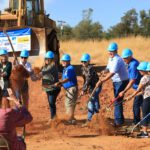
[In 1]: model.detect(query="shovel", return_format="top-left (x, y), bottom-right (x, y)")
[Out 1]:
top-left (3, 29), bottom-right (19, 64)
top-left (103, 95), bottom-right (120, 112)
top-left (86, 86), bottom-right (99, 110)
top-left (131, 112), bottom-right (150, 134)
top-left (114, 98), bottom-right (128, 107)
top-left (88, 86), bottom-right (98, 102)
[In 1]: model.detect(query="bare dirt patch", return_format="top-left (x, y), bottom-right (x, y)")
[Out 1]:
top-left (25, 77), bottom-right (150, 150)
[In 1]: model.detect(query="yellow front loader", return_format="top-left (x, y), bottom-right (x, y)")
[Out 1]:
top-left (0, 0), bottom-right (60, 65)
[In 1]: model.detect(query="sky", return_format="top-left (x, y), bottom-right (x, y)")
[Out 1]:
top-left (0, 0), bottom-right (150, 31)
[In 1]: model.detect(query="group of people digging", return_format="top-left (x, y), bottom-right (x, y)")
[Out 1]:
top-left (0, 41), bottom-right (150, 149)
top-left (36, 42), bottom-right (150, 138)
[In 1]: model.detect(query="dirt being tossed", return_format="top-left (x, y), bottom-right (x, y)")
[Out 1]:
top-left (98, 112), bottom-right (114, 135)
top-left (41, 111), bottom-right (115, 138)
top-left (10, 64), bottom-right (30, 91)
top-left (33, 67), bottom-right (41, 75)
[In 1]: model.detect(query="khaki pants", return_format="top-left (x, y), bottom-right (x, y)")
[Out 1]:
top-left (65, 86), bottom-right (78, 114)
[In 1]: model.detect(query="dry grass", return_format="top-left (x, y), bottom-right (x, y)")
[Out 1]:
top-left (60, 36), bottom-right (150, 65)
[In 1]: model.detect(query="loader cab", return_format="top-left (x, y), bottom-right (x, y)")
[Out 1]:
top-left (11, 0), bottom-right (18, 10)
top-left (26, 0), bottom-right (33, 26)
top-left (8, 0), bottom-right (45, 26)
top-left (26, 0), bottom-right (45, 26)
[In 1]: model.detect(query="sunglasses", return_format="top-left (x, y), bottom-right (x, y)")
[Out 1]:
top-left (21, 57), bottom-right (28, 59)
top-left (45, 58), bottom-right (51, 60)
top-left (81, 61), bottom-right (87, 63)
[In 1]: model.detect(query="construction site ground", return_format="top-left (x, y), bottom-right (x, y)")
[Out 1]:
top-left (26, 76), bottom-right (150, 150)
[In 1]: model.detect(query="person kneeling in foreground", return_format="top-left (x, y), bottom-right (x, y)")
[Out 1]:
top-left (127, 62), bottom-right (150, 138)
top-left (55, 54), bottom-right (78, 124)
top-left (0, 88), bottom-right (33, 150)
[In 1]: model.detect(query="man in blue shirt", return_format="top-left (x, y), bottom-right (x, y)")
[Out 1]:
top-left (119, 48), bottom-right (143, 125)
top-left (96, 42), bottom-right (129, 126)
top-left (55, 54), bottom-right (78, 124)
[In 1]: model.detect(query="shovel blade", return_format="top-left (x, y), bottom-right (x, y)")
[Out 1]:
top-left (105, 106), bottom-right (111, 112)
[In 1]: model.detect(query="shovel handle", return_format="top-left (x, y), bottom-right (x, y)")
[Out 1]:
top-left (89, 86), bottom-right (97, 98)
top-left (131, 112), bottom-right (150, 133)
top-left (107, 95), bottom-right (121, 108)
top-left (3, 30), bottom-right (19, 64)
top-left (110, 95), bottom-right (120, 103)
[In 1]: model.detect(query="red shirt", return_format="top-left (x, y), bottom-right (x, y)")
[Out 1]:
top-left (0, 107), bottom-right (32, 150)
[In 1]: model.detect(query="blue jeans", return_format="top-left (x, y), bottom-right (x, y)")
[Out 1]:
top-left (46, 88), bottom-right (60, 119)
top-left (87, 87), bottom-right (102, 121)
top-left (142, 97), bottom-right (150, 126)
top-left (133, 94), bottom-right (143, 124)
top-left (113, 80), bottom-right (129, 125)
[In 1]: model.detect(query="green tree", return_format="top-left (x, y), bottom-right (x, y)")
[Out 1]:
top-left (107, 9), bottom-right (140, 38)
top-left (140, 10), bottom-right (150, 37)
top-left (121, 9), bottom-right (139, 35)
top-left (73, 20), bottom-right (103, 40)
top-left (57, 25), bottom-right (73, 40)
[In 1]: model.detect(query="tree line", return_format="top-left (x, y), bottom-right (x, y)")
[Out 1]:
top-left (57, 9), bottom-right (150, 40)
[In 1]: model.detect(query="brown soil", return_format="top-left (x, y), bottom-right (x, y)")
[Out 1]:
top-left (25, 77), bottom-right (150, 150)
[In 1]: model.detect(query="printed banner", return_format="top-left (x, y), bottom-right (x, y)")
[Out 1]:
top-left (0, 28), bottom-right (31, 52)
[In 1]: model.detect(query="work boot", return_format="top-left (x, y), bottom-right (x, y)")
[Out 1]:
top-left (46, 119), bottom-right (52, 125)
top-left (82, 120), bottom-right (90, 127)
top-left (137, 131), bottom-right (149, 138)
top-left (46, 117), bottom-right (56, 125)
top-left (110, 122), bottom-right (124, 128)
top-left (66, 119), bottom-right (77, 125)
top-left (127, 124), bottom-right (141, 132)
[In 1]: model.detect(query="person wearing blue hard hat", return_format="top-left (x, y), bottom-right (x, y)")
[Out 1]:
top-left (146, 62), bottom-right (150, 73)
top-left (20, 49), bottom-right (29, 58)
top-left (55, 54), bottom-right (78, 124)
top-left (45, 51), bottom-right (55, 59)
top-left (119, 48), bottom-right (143, 126)
top-left (107, 42), bottom-right (118, 52)
top-left (127, 62), bottom-right (150, 138)
top-left (37, 51), bottom-right (61, 124)
top-left (96, 42), bottom-right (129, 127)
top-left (0, 49), bottom-right (12, 108)
top-left (18, 49), bottom-right (32, 108)
top-left (80, 53), bottom-right (102, 126)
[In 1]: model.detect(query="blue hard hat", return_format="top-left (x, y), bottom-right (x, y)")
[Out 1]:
top-left (0, 49), bottom-right (8, 55)
top-left (61, 54), bottom-right (71, 61)
top-left (81, 53), bottom-right (91, 62)
top-left (146, 62), bottom-right (150, 71)
top-left (20, 50), bottom-right (29, 57)
top-left (137, 62), bottom-right (148, 71)
top-left (107, 42), bottom-right (118, 51)
top-left (122, 48), bottom-right (133, 58)
top-left (45, 51), bottom-right (54, 59)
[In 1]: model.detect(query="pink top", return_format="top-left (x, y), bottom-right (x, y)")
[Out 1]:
top-left (0, 107), bottom-right (33, 150)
